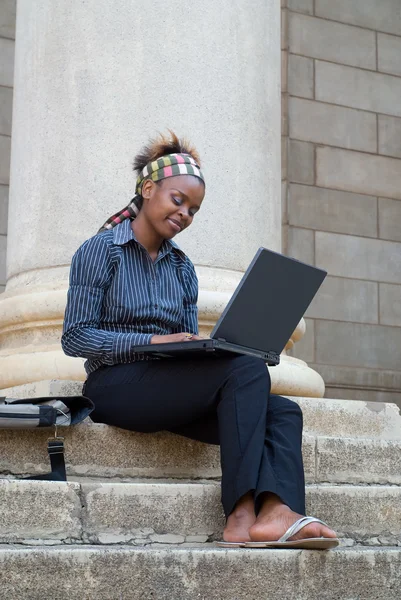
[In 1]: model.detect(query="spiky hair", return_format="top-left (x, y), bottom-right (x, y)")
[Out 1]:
top-left (133, 130), bottom-right (201, 174)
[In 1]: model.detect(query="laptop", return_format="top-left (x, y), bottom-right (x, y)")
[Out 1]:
top-left (134, 248), bottom-right (327, 366)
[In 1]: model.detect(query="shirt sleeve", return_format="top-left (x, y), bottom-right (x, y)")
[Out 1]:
top-left (61, 234), bottom-right (152, 362)
top-left (172, 258), bottom-right (199, 335)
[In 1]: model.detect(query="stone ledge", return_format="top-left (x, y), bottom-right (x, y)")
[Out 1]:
top-left (0, 546), bottom-right (400, 599)
top-left (1, 480), bottom-right (400, 545)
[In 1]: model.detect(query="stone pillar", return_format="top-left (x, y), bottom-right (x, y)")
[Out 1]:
top-left (0, 0), bottom-right (324, 397)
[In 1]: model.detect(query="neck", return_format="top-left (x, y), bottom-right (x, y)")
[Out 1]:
top-left (131, 214), bottom-right (164, 259)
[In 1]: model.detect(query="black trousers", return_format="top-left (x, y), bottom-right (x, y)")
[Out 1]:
top-left (84, 355), bottom-right (305, 518)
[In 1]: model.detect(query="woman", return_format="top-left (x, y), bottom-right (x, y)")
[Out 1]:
top-left (62, 132), bottom-right (338, 549)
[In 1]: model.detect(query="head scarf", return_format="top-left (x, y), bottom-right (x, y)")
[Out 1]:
top-left (99, 153), bottom-right (205, 232)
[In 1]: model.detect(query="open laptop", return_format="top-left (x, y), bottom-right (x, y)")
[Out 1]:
top-left (134, 248), bottom-right (327, 366)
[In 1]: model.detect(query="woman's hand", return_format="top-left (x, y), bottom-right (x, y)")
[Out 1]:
top-left (150, 333), bottom-right (203, 344)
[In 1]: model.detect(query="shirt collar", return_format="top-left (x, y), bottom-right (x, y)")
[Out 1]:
top-left (112, 218), bottom-right (187, 261)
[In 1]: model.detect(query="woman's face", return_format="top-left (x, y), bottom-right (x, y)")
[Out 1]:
top-left (141, 175), bottom-right (205, 239)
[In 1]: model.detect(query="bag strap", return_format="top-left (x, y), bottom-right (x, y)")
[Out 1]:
top-left (23, 438), bottom-right (67, 482)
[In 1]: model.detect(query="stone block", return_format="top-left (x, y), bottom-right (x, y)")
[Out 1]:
top-left (288, 183), bottom-right (378, 237)
top-left (281, 8), bottom-right (288, 49)
top-left (0, 234), bottom-right (6, 284)
top-left (281, 50), bottom-right (288, 92)
top-left (379, 197), bottom-right (401, 242)
top-left (0, 86), bottom-right (12, 136)
top-left (289, 13), bottom-right (376, 69)
top-left (289, 317), bottom-right (314, 362)
top-left (0, 0), bottom-right (16, 39)
top-left (316, 146), bottom-right (401, 201)
top-left (312, 363), bottom-right (401, 399)
top-left (0, 134), bottom-right (11, 185)
top-left (306, 485), bottom-right (401, 539)
top-left (306, 276), bottom-right (379, 324)
top-left (380, 283), bottom-right (401, 326)
top-left (316, 60), bottom-right (401, 118)
top-left (288, 0), bottom-right (313, 15)
top-left (316, 436), bottom-right (401, 484)
top-left (315, 230), bottom-right (401, 284)
top-left (0, 285), bottom-right (5, 293)
top-left (325, 387), bottom-right (401, 409)
top-left (1, 547), bottom-right (401, 600)
top-left (281, 181), bottom-right (288, 224)
top-left (315, 0), bottom-right (401, 36)
top-left (287, 226), bottom-right (314, 265)
top-left (0, 38), bottom-right (14, 87)
top-left (82, 482), bottom-right (224, 540)
top-left (289, 98), bottom-right (377, 152)
top-left (378, 33), bottom-right (401, 77)
top-left (281, 93), bottom-right (288, 135)
top-left (288, 54), bottom-right (313, 98)
top-left (295, 396), bottom-right (401, 440)
top-left (288, 139), bottom-right (314, 184)
top-left (0, 480), bottom-right (81, 541)
top-left (379, 115), bottom-right (401, 159)
top-left (0, 185), bottom-right (8, 235)
top-left (281, 135), bottom-right (287, 179)
top-left (315, 320), bottom-right (401, 370)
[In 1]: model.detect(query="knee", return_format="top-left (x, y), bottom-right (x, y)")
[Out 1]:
top-left (229, 355), bottom-right (271, 384)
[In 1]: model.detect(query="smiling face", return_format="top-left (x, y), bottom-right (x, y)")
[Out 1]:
top-left (140, 175), bottom-right (205, 240)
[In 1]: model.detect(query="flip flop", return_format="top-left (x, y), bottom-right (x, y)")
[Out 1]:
top-left (217, 516), bottom-right (340, 550)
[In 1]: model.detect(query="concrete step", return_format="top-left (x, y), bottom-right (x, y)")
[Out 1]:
top-left (1, 479), bottom-right (400, 546)
top-left (0, 422), bottom-right (400, 484)
top-left (0, 545), bottom-right (400, 599)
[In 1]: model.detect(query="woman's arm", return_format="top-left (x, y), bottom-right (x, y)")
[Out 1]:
top-left (61, 235), bottom-right (152, 362)
top-left (172, 259), bottom-right (199, 335)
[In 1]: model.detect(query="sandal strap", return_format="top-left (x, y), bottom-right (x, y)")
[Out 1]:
top-left (279, 516), bottom-right (328, 542)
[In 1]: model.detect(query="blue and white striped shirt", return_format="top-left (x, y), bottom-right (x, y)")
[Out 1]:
top-left (61, 218), bottom-right (199, 374)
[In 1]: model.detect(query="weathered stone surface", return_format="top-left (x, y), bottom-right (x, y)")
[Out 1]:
top-left (379, 197), bottom-right (401, 242)
top-left (379, 115), bottom-right (401, 159)
top-left (324, 387), bottom-right (401, 409)
top-left (0, 234), bottom-right (6, 284)
top-left (295, 396), bottom-right (401, 440)
top-left (0, 546), bottom-right (401, 599)
top-left (0, 480), bottom-right (81, 541)
top-left (315, 230), bottom-right (401, 284)
top-left (317, 146), bottom-right (401, 200)
top-left (289, 13), bottom-right (376, 69)
top-left (0, 86), bottom-right (12, 137)
top-left (0, 38), bottom-right (14, 87)
top-left (315, 0), bottom-right (401, 36)
top-left (317, 436), bottom-right (401, 484)
top-left (287, 226), bottom-right (314, 265)
top-left (288, 54), bottom-right (314, 98)
top-left (306, 485), bottom-right (401, 539)
top-left (0, 185), bottom-right (8, 236)
top-left (378, 33), bottom-right (401, 77)
top-left (0, 0), bottom-right (16, 39)
top-left (315, 320), bottom-right (401, 370)
top-left (289, 317), bottom-right (315, 363)
top-left (306, 276), bottom-right (378, 323)
top-left (289, 184), bottom-right (378, 237)
top-left (289, 98), bottom-right (377, 152)
top-left (379, 282), bottom-right (401, 326)
top-left (0, 134), bottom-right (11, 185)
top-left (316, 61), bottom-right (401, 118)
top-left (310, 364), bottom-right (401, 400)
top-left (289, 139), bottom-right (314, 184)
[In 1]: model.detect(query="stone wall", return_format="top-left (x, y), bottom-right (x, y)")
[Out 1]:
top-left (0, 0), bottom-right (15, 293)
top-left (282, 0), bottom-right (401, 405)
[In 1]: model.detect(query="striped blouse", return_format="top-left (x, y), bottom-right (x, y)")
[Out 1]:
top-left (61, 218), bottom-right (199, 374)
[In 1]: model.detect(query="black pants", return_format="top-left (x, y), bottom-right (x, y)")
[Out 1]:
top-left (84, 355), bottom-right (305, 518)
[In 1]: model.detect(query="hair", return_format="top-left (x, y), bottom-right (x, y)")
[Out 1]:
top-left (132, 130), bottom-right (202, 175)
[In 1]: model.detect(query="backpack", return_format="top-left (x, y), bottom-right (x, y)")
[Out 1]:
top-left (0, 395), bottom-right (94, 481)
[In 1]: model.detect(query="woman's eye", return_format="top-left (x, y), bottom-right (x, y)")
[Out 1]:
top-left (172, 196), bottom-right (181, 205)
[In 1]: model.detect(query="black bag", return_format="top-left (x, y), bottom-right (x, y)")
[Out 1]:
top-left (0, 395), bottom-right (94, 481)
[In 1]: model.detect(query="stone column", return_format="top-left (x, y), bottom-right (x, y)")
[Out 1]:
top-left (0, 0), bottom-right (324, 397)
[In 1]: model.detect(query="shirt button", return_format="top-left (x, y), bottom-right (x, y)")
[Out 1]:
top-left (154, 304), bottom-right (158, 308)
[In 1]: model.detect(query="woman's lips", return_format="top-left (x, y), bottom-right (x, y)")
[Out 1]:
top-left (167, 218), bottom-right (182, 232)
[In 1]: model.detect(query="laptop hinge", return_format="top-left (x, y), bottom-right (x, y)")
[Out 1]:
top-left (217, 338), bottom-right (227, 342)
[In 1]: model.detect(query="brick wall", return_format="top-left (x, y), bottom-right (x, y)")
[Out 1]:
top-left (0, 0), bottom-right (15, 293)
top-left (282, 0), bottom-right (401, 405)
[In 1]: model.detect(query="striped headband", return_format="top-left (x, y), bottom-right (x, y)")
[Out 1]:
top-left (99, 153), bottom-right (205, 232)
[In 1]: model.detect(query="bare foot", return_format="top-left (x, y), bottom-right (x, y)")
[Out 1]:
top-left (249, 494), bottom-right (337, 543)
top-left (223, 493), bottom-right (256, 542)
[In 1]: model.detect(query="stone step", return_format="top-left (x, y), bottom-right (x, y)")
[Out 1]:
top-left (1, 479), bottom-right (400, 546)
top-left (0, 422), bottom-right (400, 484)
top-left (0, 545), bottom-right (400, 599)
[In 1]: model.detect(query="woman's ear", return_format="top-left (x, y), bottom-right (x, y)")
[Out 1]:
top-left (141, 179), bottom-right (153, 200)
